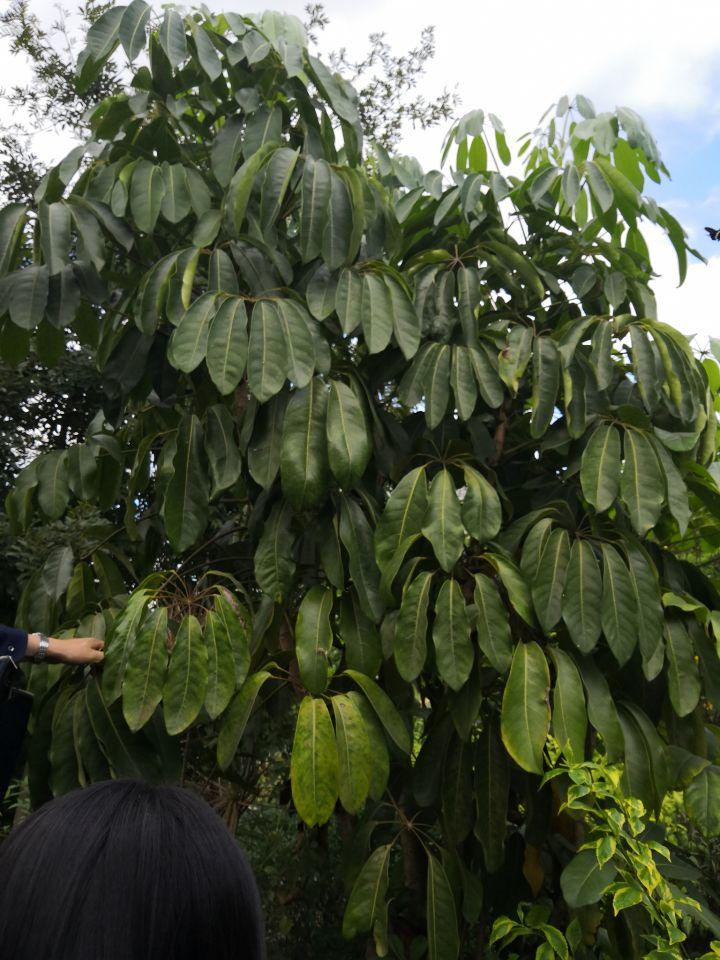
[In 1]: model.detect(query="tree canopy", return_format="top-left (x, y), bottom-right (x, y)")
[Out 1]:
top-left (2, 4), bottom-right (720, 957)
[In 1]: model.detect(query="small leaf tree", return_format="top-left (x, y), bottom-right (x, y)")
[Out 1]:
top-left (3, 6), bottom-right (720, 955)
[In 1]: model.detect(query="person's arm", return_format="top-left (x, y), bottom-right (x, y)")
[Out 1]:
top-left (0, 626), bottom-right (104, 665)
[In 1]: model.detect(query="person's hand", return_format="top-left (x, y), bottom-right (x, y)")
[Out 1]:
top-left (26, 633), bottom-right (105, 665)
top-left (51, 636), bottom-right (105, 665)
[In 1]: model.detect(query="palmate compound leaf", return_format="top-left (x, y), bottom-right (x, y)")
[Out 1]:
top-left (501, 641), bottom-right (550, 774)
top-left (290, 695), bottom-right (339, 827)
top-left (162, 614), bottom-right (207, 735)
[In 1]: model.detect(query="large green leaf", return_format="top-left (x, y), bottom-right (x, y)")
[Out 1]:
top-left (576, 656), bottom-right (624, 762)
top-left (560, 850), bottom-right (617, 909)
top-left (290, 696), bottom-right (339, 827)
top-left (206, 296), bottom-right (248, 394)
top-left (326, 380), bottom-right (371, 487)
top-left (345, 669), bottom-right (411, 753)
top-left (211, 117), bottom-right (244, 187)
top-left (685, 765), bottom-right (720, 838)
top-left (204, 404), bottom-right (241, 499)
top-left (162, 614), bottom-right (207, 735)
top-left (299, 156), bottom-right (331, 262)
top-left (247, 392), bottom-right (286, 489)
top-left (260, 146), bottom-right (300, 228)
top-left (0, 203), bottom-right (27, 277)
top-left (342, 844), bottom-right (391, 940)
top-left (433, 578), bottom-right (473, 691)
top-left (332, 692), bottom-right (372, 814)
top-left (37, 449), bottom-right (69, 520)
top-left (85, 677), bottom-right (159, 781)
top-left (203, 610), bottom-right (236, 720)
top-left (160, 163), bottom-right (191, 223)
top-left (295, 585), bottom-right (333, 695)
top-left (501, 641), bottom-right (550, 774)
top-left (532, 527), bottom-right (570, 634)
top-left (118, 0), bottom-right (150, 60)
top-left (600, 544), bottom-right (637, 666)
top-left (580, 423), bottom-right (621, 512)
top-left (247, 300), bottom-right (286, 402)
top-left (163, 415), bottom-right (210, 552)
top-left (277, 300), bottom-right (315, 388)
top-left (473, 573), bottom-right (512, 672)
top-left (530, 336), bottom-right (560, 437)
top-left (375, 466), bottom-right (428, 571)
top-left (423, 343), bottom-right (452, 428)
top-left (39, 201), bottom-right (71, 275)
top-left (228, 142), bottom-right (278, 234)
top-left (549, 647), bottom-right (587, 761)
top-left (158, 8), bottom-right (187, 67)
top-left (625, 542), bottom-right (664, 679)
top-left (386, 276), bottom-right (420, 359)
top-left (339, 496), bottom-right (384, 623)
top-left (169, 293), bottom-right (217, 373)
top-left (360, 273), bottom-right (393, 354)
top-left (462, 466), bottom-right (501, 543)
top-left (254, 501), bottom-right (296, 601)
top-left (422, 469), bottom-right (464, 573)
top-left (339, 593), bottom-right (381, 677)
top-left (130, 160), bottom-right (165, 233)
top-left (620, 428), bottom-right (665, 534)
top-left (217, 670), bottom-right (273, 769)
top-left (474, 718), bottom-right (510, 873)
top-left (426, 854), bottom-right (459, 960)
top-left (122, 607), bottom-right (169, 732)
top-left (8, 265), bottom-right (49, 331)
top-left (664, 618), bottom-right (701, 717)
top-left (213, 593), bottom-right (251, 687)
top-left (562, 539), bottom-right (602, 653)
top-left (394, 571), bottom-right (433, 682)
top-left (281, 378), bottom-right (329, 510)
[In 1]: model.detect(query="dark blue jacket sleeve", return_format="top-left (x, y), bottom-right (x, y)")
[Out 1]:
top-left (0, 625), bottom-right (28, 661)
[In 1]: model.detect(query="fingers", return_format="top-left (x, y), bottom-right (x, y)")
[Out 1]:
top-left (75, 636), bottom-right (105, 650)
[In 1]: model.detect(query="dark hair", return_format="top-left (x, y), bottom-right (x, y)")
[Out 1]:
top-left (0, 779), bottom-right (265, 960)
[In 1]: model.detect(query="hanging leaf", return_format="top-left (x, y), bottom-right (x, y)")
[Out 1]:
top-left (254, 502), bottom-right (296, 602)
top-left (580, 423), bottom-right (621, 512)
top-left (600, 544), bottom-right (638, 666)
top-left (326, 380), bottom-right (371, 487)
top-left (158, 8), bottom-right (187, 67)
top-left (345, 669), bottom-right (411, 753)
top-left (213, 593), bottom-right (251, 688)
top-left (299, 156), bottom-right (331, 262)
top-left (162, 614), bottom-right (207, 735)
top-left (394, 571), bottom-right (433, 682)
top-left (685, 765), bottom-right (720, 839)
top-left (375, 466), bottom-right (428, 571)
top-left (295, 585), bottom-right (334, 695)
top-left (532, 527), bottom-right (570, 634)
top-left (206, 296), bottom-right (248, 394)
top-left (620, 428), bottom-right (665, 534)
top-left (474, 718), bottom-right (510, 873)
top-left (276, 299), bottom-right (315, 388)
top-left (247, 301), bottom-right (287, 402)
top-left (342, 844), bottom-right (392, 940)
top-left (530, 336), bottom-right (560, 438)
top-left (130, 160), bottom-right (165, 234)
top-left (561, 850), bottom-right (617, 909)
top-left (122, 607), bottom-right (169, 732)
top-left (549, 647), bottom-right (587, 761)
top-left (473, 573), bottom-right (512, 673)
top-left (462, 466), bottom-right (502, 543)
top-left (290, 696), bottom-right (339, 827)
top-left (386, 275), bottom-right (420, 359)
top-left (501, 641), bottom-right (550, 774)
top-left (217, 670), bottom-right (273, 769)
top-left (664, 618), bottom-right (701, 718)
top-left (332, 693), bottom-right (372, 814)
top-left (339, 593), bottom-right (381, 678)
top-left (169, 292), bottom-right (217, 373)
top-left (423, 343), bottom-right (452, 428)
top-left (562, 539), bottom-right (602, 654)
top-left (624, 542), bottom-right (664, 679)
top-left (118, 0), bottom-right (150, 60)
top-left (203, 610), bottom-right (236, 720)
top-left (163, 415), bottom-right (210, 552)
top-left (426, 854), bottom-right (460, 960)
top-left (498, 324), bottom-right (533, 394)
top-left (281, 378), bottom-right (329, 510)
top-left (422, 469), bottom-right (464, 573)
top-left (339, 496), bottom-right (384, 623)
top-left (433, 579), bottom-right (473, 691)
top-left (204, 404), bottom-right (241, 498)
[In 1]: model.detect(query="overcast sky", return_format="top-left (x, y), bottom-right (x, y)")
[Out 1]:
top-left (1, 0), bottom-right (718, 346)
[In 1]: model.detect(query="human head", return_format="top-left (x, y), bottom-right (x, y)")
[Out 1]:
top-left (0, 779), bottom-right (265, 960)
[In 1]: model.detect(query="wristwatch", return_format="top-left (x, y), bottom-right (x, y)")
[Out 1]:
top-left (34, 633), bottom-right (50, 663)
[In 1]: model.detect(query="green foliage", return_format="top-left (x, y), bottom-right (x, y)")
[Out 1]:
top-left (1, 6), bottom-right (720, 958)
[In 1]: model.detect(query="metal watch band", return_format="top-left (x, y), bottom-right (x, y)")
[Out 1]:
top-left (34, 633), bottom-right (50, 663)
